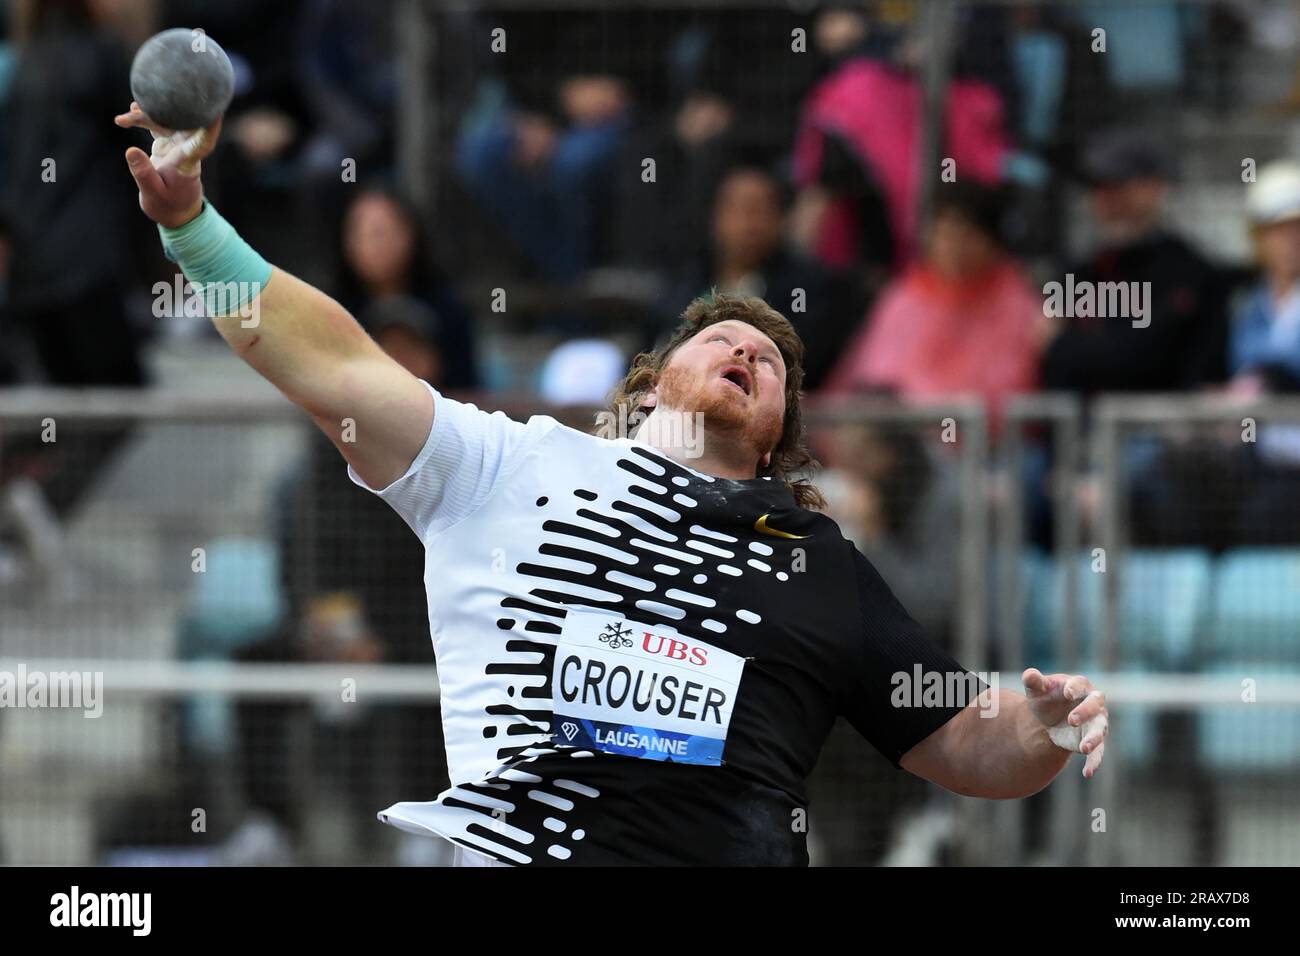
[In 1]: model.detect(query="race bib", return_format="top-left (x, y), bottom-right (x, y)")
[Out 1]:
top-left (550, 607), bottom-right (747, 766)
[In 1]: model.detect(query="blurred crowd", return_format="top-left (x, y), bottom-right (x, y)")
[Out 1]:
top-left (3, 0), bottom-right (1300, 863)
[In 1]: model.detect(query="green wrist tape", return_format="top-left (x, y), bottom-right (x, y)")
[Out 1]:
top-left (158, 201), bottom-right (273, 317)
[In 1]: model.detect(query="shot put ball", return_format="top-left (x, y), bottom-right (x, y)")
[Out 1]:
top-left (130, 28), bottom-right (235, 130)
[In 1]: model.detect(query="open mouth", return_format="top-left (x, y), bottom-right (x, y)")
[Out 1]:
top-left (719, 364), bottom-right (753, 396)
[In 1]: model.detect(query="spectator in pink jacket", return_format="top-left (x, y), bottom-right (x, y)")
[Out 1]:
top-left (822, 184), bottom-right (1039, 437)
top-left (791, 31), bottom-right (1011, 275)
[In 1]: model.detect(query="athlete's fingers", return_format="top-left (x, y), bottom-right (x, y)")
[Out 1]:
top-left (154, 116), bottom-right (222, 176)
top-left (114, 103), bottom-right (144, 128)
top-left (154, 129), bottom-right (206, 173)
top-left (115, 101), bottom-right (170, 136)
top-left (1028, 672), bottom-right (1072, 710)
top-left (188, 115), bottom-right (223, 162)
top-left (124, 146), bottom-right (165, 196)
top-left (1022, 668), bottom-right (1050, 697)
top-left (1062, 674), bottom-right (1091, 703)
top-left (1083, 738), bottom-right (1106, 778)
top-left (1068, 689), bottom-right (1106, 726)
top-left (1080, 714), bottom-right (1109, 754)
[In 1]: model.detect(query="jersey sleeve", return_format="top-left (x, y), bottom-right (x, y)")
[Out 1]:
top-left (840, 547), bottom-right (987, 768)
top-left (347, 379), bottom-right (560, 540)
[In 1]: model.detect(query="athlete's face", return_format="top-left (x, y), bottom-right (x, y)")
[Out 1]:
top-left (645, 320), bottom-right (787, 468)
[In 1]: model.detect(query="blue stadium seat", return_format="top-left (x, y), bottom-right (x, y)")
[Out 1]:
top-left (1115, 550), bottom-right (1213, 669)
top-left (1020, 549), bottom-right (1056, 667)
top-left (1115, 699), bottom-right (1158, 768)
top-left (184, 537), bottom-right (285, 653)
top-left (1196, 661), bottom-right (1300, 771)
top-left (1023, 550), bottom-right (1212, 670)
top-left (1206, 549), bottom-right (1300, 662)
top-left (176, 538), bottom-right (285, 756)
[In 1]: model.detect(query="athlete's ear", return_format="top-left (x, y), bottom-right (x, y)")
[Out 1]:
top-left (641, 388), bottom-right (658, 409)
top-left (759, 450), bottom-right (772, 469)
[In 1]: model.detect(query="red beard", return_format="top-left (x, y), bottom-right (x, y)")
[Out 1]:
top-left (654, 362), bottom-right (783, 462)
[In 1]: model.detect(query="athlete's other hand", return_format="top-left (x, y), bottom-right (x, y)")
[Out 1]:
top-left (1022, 668), bottom-right (1108, 778)
top-left (115, 101), bottom-right (223, 228)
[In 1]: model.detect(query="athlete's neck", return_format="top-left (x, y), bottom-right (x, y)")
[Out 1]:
top-left (632, 404), bottom-right (760, 480)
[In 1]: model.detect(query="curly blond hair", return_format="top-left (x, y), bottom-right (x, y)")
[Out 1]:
top-left (599, 292), bottom-right (825, 511)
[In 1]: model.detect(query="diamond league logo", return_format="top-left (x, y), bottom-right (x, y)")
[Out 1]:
top-left (560, 721), bottom-right (580, 741)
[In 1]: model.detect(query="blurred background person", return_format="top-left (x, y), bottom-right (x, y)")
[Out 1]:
top-left (0, 0), bottom-right (156, 584)
top-left (658, 160), bottom-right (862, 390)
top-left (816, 422), bottom-right (959, 645)
top-left (1228, 160), bottom-right (1300, 396)
top-left (790, 6), bottom-right (1012, 281)
top-left (1131, 160), bottom-right (1300, 549)
top-left (822, 183), bottom-right (1039, 437)
top-left (611, 64), bottom-right (742, 281)
top-left (1220, 159), bottom-right (1300, 544)
top-left (454, 20), bottom-right (633, 287)
top-left (610, 10), bottom-right (821, 281)
top-left (1037, 131), bottom-right (1229, 395)
top-left (975, 2), bottom-right (1114, 265)
top-left (0, 0), bottom-right (150, 388)
top-left (334, 187), bottom-right (480, 389)
top-left (1034, 132), bottom-right (1229, 549)
top-left (294, 0), bottom-right (399, 197)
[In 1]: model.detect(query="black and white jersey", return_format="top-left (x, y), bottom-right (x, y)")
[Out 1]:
top-left (349, 381), bottom-right (978, 865)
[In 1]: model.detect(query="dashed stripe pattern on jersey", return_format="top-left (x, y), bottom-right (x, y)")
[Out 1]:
top-left (436, 445), bottom-right (797, 864)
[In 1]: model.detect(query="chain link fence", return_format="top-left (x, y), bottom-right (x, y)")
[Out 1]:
top-left (4, 391), bottom-right (1297, 865)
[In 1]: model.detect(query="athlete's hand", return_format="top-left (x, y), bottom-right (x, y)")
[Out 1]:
top-left (115, 101), bottom-right (223, 228)
top-left (1022, 668), bottom-right (1108, 778)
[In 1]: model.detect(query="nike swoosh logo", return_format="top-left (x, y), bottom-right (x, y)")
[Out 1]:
top-left (753, 514), bottom-right (809, 539)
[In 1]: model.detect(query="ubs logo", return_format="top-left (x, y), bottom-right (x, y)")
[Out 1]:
top-left (641, 633), bottom-right (709, 666)
top-left (598, 622), bottom-right (634, 649)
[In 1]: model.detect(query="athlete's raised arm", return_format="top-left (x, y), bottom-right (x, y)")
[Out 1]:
top-left (115, 102), bottom-right (432, 490)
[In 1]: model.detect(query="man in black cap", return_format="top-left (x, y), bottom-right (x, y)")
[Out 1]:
top-left (1038, 131), bottom-right (1227, 393)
